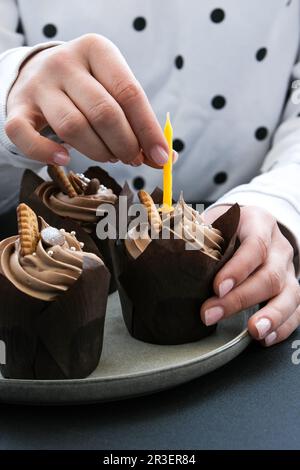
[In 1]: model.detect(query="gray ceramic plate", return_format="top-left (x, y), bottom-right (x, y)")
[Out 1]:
top-left (0, 293), bottom-right (257, 405)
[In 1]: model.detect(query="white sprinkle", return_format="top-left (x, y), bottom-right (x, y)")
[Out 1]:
top-left (70, 246), bottom-right (76, 251)
top-left (48, 250), bottom-right (54, 257)
top-left (77, 173), bottom-right (90, 184)
top-left (100, 184), bottom-right (107, 190)
top-left (71, 231), bottom-right (76, 237)
top-left (60, 228), bottom-right (65, 233)
top-left (79, 242), bottom-right (84, 248)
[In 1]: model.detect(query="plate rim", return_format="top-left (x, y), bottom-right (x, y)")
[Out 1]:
top-left (0, 324), bottom-right (251, 388)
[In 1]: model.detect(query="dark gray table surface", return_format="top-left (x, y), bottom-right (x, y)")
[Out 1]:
top-left (0, 328), bottom-right (299, 450)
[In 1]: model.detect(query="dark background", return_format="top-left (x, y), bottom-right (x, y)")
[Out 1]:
top-left (0, 329), bottom-right (299, 450)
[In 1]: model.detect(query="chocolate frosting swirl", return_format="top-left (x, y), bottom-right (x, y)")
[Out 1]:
top-left (36, 181), bottom-right (117, 226)
top-left (0, 219), bottom-right (102, 301)
top-left (125, 195), bottom-right (224, 260)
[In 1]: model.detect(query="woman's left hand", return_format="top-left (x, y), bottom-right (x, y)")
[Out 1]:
top-left (201, 205), bottom-right (300, 346)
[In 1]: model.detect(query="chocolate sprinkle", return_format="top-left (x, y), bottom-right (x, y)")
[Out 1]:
top-left (85, 178), bottom-right (100, 195)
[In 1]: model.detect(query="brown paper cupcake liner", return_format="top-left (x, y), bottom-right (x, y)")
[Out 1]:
top-left (111, 192), bottom-right (240, 345)
top-left (0, 256), bottom-right (110, 379)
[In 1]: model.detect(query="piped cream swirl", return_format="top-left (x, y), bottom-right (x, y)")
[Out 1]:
top-left (36, 182), bottom-right (117, 226)
top-left (0, 219), bottom-right (102, 301)
top-left (125, 195), bottom-right (224, 260)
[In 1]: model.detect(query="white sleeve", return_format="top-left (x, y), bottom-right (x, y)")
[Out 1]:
top-left (0, 0), bottom-right (61, 171)
top-left (211, 59), bottom-right (300, 272)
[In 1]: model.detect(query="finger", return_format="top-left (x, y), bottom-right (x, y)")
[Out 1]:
top-left (142, 150), bottom-right (179, 169)
top-left (213, 225), bottom-right (273, 298)
top-left (64, 71), bottom-right (141, 163)
top-left (130, 151), bottom-right (144, 167)
top-left (201, 256), bottom-right (288, 325)
top-left (248, 275), bottom-right (300, 340)
top-left (87, 38), bottom-right (169, 166)
top-left (261, 306), bottom-right (300, 347)
top-left (5, 106), bottom-right (70, 165)
top-left (39, 90), bottom-right (115, 162)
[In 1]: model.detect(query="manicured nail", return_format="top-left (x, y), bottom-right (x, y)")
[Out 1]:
top-left (265, 331), bottom-right (277, 347)
top-left (53, 151), bottom-right (69, 166)
top-left (131, 153), bottom-right (144, 167)
top-left (255, 318), bottom-right (272, 339)
top-left (204, 306), bottom-right (224, 326)
top-left (130, 162), bottom-right (142, 167)
top-left (150, 145), bottom-right (169, 165)
top-left (218, 278), bottom-right (235, 298)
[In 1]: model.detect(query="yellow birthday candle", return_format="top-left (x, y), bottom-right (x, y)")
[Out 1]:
top-left (162, 112), bottom-right (173, 210)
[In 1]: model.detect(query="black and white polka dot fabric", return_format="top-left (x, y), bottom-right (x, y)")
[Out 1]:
top-left (0, 0), bottom-right (300, 257)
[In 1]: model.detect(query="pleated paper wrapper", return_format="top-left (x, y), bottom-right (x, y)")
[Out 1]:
top-left (111, 190), bottom-right (240, 345)
top-left (0, 252), bottom-right (110, 379)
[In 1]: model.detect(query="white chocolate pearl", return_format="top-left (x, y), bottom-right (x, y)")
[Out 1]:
top-left (32, 252), bottom-right (36, 256)
top-left (60, 228), bottom-right (65, 233)
top-left (71, 231), bottom-right (76, 237)
top-left (70, 246), bottom-right (76, 251)
top-left (79, 242), bottom-right (84, 248)
top-left (48, 250), bottom-right (54, 257)
top-left (77, 173), bottom-right (90, 184)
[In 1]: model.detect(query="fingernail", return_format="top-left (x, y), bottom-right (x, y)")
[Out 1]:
top-left (149, 145), bottom-right (169, 165)
top-left (218, 278), bottom-right (235, 298)
top-left (265, 331), bottom-right (277, 347)
top-left (131, 154), bottom-right (143, 167)
top-left (53, 151), bottom-right (69, 166)
top-left (255, 318), bottom-right (272, 339)
top-left (204, 306), bottom-right (224, 326)
top-left (130, 162), bottom-right (142, 167)
top-left (173, 150), bottom-right (179, 164)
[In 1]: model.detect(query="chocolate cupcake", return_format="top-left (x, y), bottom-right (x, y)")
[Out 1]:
top-left (0, 204), bottom-right (110, 379)
top-left (20, 165), bottom-right (133, 293)
top-left (111, 190), bottom-right (240, 345)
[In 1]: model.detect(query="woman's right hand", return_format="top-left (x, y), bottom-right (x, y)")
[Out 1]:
top-left (5, 34), bottom-right (171, 168)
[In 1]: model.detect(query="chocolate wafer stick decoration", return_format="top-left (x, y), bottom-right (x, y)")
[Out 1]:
top-left (47, 165), bottom-right (77, 198)
top-left (68, 171), bottom-right (85, 194)
top-left (138, 190), bottom-right (162, 233)
top-left (17, 203), bottom-right (40, 256)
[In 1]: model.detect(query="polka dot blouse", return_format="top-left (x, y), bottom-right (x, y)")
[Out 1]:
top-left (0, 0), bottom-right (300, 259)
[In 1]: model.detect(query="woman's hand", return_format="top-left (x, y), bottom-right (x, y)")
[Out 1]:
top-left (201, 205), bottom-right (300, 346)
top-left (5, 34), bottom-right (173, 168)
